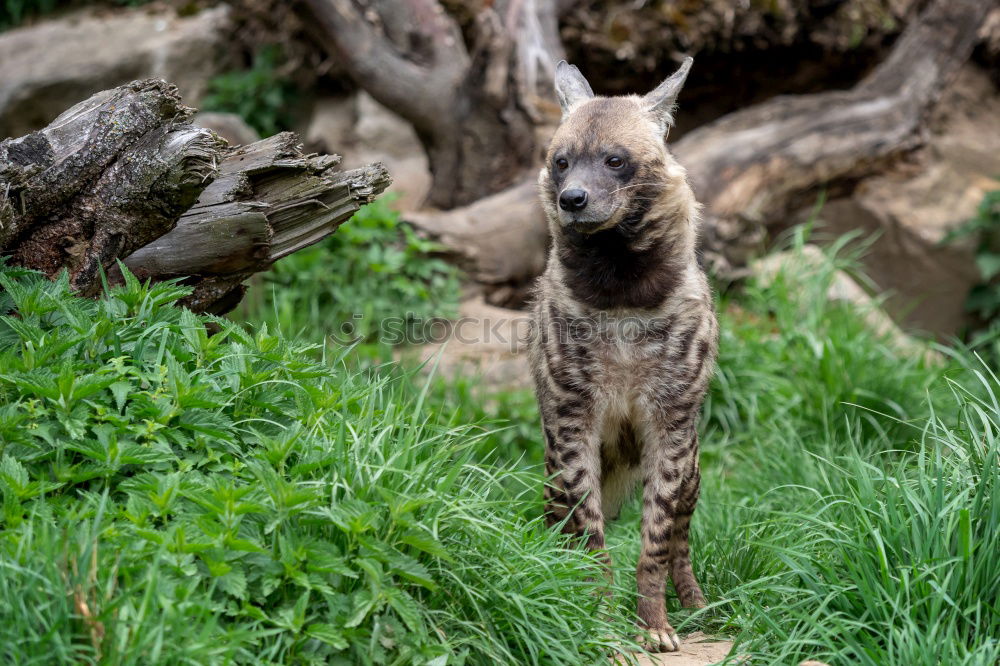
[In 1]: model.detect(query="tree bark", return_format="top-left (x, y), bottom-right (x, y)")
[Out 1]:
top-left (0, 79), bottom-right (391, 315)
top-left (675, 0), bottom-right (995, 277)
top-left (405, 178), bottom-right (548, 290)
top-left (298, 0), bottom-right (563, 210)
top-left (402, 0), bottom-right (993, 296)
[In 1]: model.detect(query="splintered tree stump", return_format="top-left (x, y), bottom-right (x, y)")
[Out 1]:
top-left (0, 79), bottom-right (391, 314)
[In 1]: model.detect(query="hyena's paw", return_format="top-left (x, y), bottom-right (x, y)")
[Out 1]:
top-left (641, 627), bottom-right (680, 652)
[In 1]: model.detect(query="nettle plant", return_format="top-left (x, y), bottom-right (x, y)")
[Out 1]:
top-left (0, 262), bottom-right (631, 664)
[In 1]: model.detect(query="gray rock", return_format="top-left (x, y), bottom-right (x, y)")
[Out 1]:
top-left (306, 92), bottom-right (431, 210)
top-left (353, 91), bottom-right (423, 160)
top-left (794, 65), bottom-right (1000, 337)
top-left (193, 112), bottom-right (261, 147)
top-left (400, 296), bottom-right (533, 392)
top-left (305, 96), bottom-right (356, 156)
top-left (0, 5), bottom-right (232, 139)
top-left (752, 245), bottom-right (937, 361)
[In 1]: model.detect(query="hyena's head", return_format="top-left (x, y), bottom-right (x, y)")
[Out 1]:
top-left (539, 58), bottom-right (695, 237)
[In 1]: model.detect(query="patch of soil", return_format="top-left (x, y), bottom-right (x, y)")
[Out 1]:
top-left (616, 632), bottom-right (735, 666)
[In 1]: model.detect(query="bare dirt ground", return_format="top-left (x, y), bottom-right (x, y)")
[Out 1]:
top-left (616, 632), bottom-right (735, 666)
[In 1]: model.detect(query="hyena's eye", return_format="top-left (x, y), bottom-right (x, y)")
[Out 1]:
top-left (605, 156), bottom-right (625, 169)
top-left (555, 158), bottom-right (569, 171)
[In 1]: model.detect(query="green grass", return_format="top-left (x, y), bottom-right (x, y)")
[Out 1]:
top-left (0, 261), bottom-right (639, 664)
top-left (1, 217), bottom-right (998, 664)
top-left (660, 237), bottom-right (1000, 664)
top-left (412, 233), bottom-right (1000, 665)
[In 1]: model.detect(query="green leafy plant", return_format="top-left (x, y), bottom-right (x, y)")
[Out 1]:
top-left (0, 261), bottom-right (638, 664)
top-left (202, 45), bottom-right (299, 138)
top-left (4, 223), bottom-right (1000, 665)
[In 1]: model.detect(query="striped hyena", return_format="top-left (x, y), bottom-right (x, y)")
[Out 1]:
top-left (529, 58), bottom-right (717, 653)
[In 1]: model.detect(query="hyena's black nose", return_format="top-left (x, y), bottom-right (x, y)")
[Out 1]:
top-left (559, 188), bottom-right (588, 212)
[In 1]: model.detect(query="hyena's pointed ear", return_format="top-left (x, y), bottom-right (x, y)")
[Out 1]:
top-left (554, 60), bottom-right (594, 119)
top-left (642, 57), bottom-right (693, 133)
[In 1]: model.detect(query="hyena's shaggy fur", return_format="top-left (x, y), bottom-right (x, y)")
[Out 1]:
top-left (529, 59), bottom-right (717, 652)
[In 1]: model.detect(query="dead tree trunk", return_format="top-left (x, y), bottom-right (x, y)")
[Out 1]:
top-left (401, 0), bottom-right (993, 300)
top-left (298, 0), bottom-right (564, 210)
top-left (675, 0), bottom-right (995, 277)
top-left (0, 79), bottom-right (390, 314)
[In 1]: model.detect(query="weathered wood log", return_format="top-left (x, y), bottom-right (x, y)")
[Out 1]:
top-left (118, 133), bottom-right (389, 313)
top-left (0, 80), bottom-right (220, 293)
top-left (403, 0), bottom-right (993, 295)
top-left (676, 0), bottom-right (995, 277)
top-left (0, 79), bottom-right (391, 314)
top-left (404, 179), bottom-right (548, 292)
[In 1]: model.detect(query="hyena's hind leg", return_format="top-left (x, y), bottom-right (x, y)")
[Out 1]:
top-left (600, 463), bottom-right (640, 522)
top-left (599, 421), bottom-right (643, 522)
top-left (669, 455), bottom-right (706, 609)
